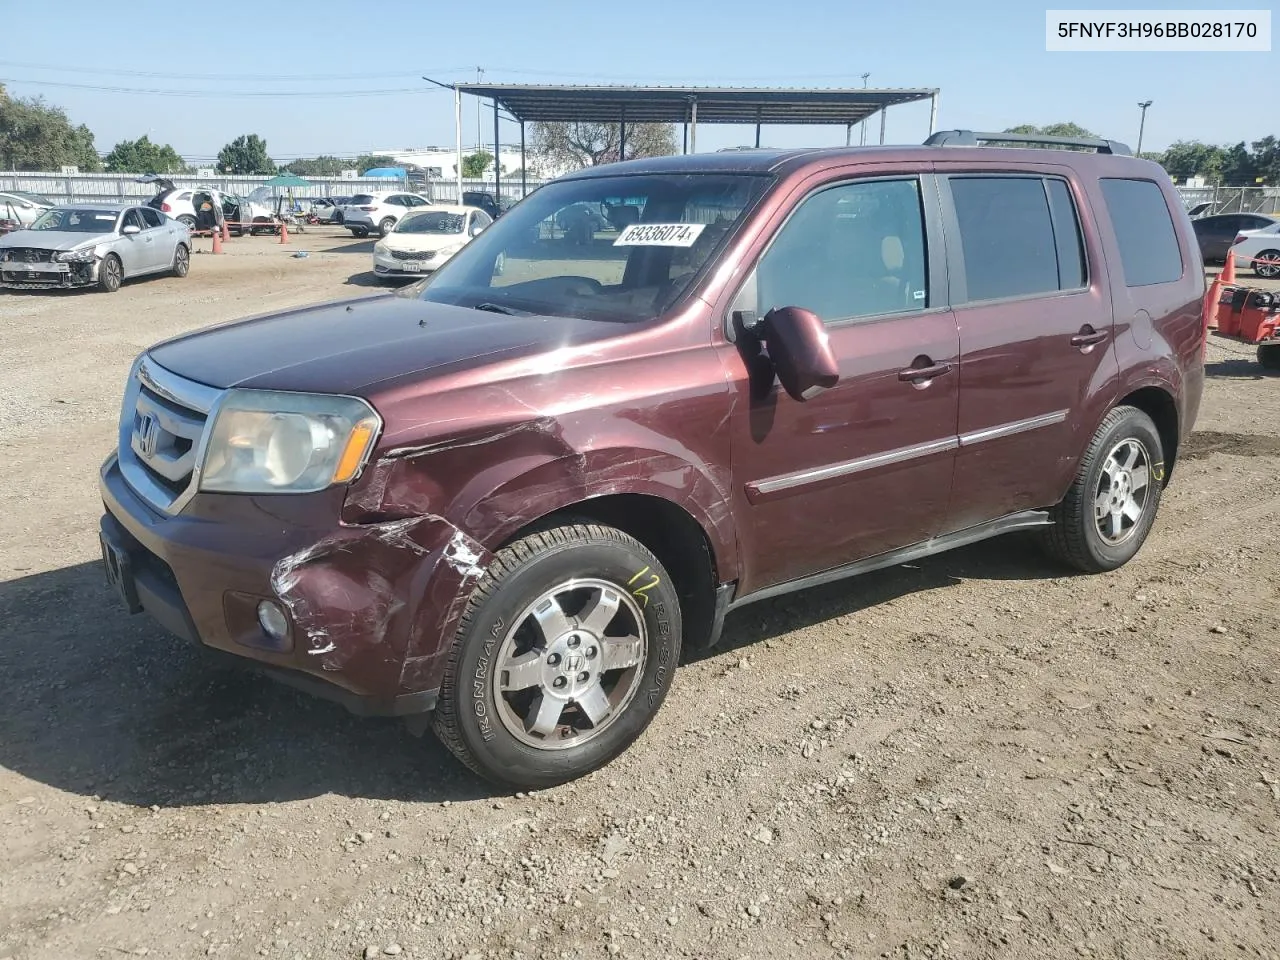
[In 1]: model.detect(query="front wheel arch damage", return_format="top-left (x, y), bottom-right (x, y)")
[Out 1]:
top-left (493, 493), bottom-right (723, 659)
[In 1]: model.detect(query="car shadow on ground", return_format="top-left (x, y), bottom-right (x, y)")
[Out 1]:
top-left (0, 534), bottom-right (1068, 809)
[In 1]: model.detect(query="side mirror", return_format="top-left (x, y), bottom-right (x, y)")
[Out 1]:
top-left (761, 306), bottom-right (839, 402)
top-left (121, 224), bottom-right (141, 236)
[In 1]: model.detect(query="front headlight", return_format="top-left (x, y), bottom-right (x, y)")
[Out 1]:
top-left (373, 241), bottom-right (388, 254)
top-left (199, 390), bottom-right (381, 494)
top-left (54, 248), bottom-right (97, 263)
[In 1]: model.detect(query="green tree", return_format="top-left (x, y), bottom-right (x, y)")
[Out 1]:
top-left (530, 121), bottom-right (676, 169)
top-left (1221, 142), bottom-right (1255, 184)
top-left (354, 154), bottom-right (399, 174)
top-left (0, 83), bottom-right (101, 171)
top-left (1250, 135), bottom-right (1280, 184)
top-left (461, 150), bottom-right (493, 177)
top-left (216, 134), bottom-right (275, 175)
top-left (284, 155), bottom-right (349, 177)
top-left (1156, 140), bottom-right (1225, 180)
top-left (104, 135), bottom-right (187, 174)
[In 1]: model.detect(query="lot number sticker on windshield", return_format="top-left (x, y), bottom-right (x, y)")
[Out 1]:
top-left (613, 222), bottom-right (705, 247)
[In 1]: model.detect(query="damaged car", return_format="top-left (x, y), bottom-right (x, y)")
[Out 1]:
top-left (1, 204), bottom-right (190, 292)
top-left (99, 133), bottom-right (1204, 788)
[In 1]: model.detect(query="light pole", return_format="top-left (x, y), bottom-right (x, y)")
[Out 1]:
top-left (1136, 100), bottom-right (1153, 155)
top-left (423, 75), bottom-right (463, 203)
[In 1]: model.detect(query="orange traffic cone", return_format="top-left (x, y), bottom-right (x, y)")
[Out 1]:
top-left (278, 220), bottom-right (289, 244)
top-left (211, 226), bottom-right (223, 255)
top-left (1221, 248), bottom-right (1237, 284)
top-left (221, 221), bottom-right (231, 243)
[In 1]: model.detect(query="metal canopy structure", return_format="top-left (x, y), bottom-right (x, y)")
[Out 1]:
top-left (450, 83), bottom-right (939, 126)
top-left (432, 82), bottom-right (941, 201)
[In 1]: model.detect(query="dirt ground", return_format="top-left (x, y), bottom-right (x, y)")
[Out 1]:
top-left (1, 231), bottom-right (1278, 960)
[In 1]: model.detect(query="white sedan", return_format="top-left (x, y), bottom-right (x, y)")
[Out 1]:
top-left (1231, 222), bottom-right (1280, 279)
top-left (372, 205), bottom-right (492, 281)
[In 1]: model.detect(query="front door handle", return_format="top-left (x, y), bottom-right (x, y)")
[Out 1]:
top-left (898, 361), bottom-right (952, 383)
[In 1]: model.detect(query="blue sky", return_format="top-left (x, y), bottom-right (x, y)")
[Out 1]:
top-left (0, 0), bottom-right (1273, 161)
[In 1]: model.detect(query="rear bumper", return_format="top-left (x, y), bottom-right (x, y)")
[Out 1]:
top-left (98, 453), bottom-right (454, 717)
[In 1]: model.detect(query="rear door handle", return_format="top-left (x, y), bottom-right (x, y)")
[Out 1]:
top-left (898, 362), bottom-right (952, 382)
top-left (1070, 331), bottom-right (1109, 348)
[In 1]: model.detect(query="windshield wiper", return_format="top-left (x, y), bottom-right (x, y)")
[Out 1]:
top-left (472, 301), bottom-right (530, 316)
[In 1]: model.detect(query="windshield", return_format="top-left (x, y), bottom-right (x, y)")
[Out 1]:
top-left (30, 208), bottom-right (120, 233)
top-left (397, 210), bottom-right (465, 235)
top-left (418, 173), bottom-right (770, 322)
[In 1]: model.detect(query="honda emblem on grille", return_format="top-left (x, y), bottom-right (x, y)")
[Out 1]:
top-left (137, 413), bottom-right (160, 459)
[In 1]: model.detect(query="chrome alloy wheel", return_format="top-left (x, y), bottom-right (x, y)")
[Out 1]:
top-left (1094, 437), bottom-right (1152, 545)
top-left (493, 578), bottom-right (647, 750)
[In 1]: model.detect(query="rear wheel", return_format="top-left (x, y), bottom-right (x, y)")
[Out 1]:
top-left (1253, 249), bottom-right (1280, 279)
top-left (97, 253), bottom-right (122, 293)
top-left (1042, 406), bottom-right (1164, 573)
top-left (171, 243), bottom-right (189, 278)
top-left (1258, 343), bottom-right (1280, 371)
top-left (433, 523), bottom-right (681, 788)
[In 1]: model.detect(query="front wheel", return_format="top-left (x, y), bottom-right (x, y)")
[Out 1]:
top-left (433, 523), bottom-right (681, 789)
top-left (378, 217), bottom-right (396, 237)
top-left (351, 227), bottom-right (369, 239)
top-left (1253, 249), bottom-right (1280, 279)
top-left (97, 253), bottom-right (122, 293)
top-left (1259, 343), bottom-right (1280, 371)
top-left (1042, 406), bottom-right (1164, 573)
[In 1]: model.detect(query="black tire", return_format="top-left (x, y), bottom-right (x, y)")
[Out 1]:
top-left (1042, 406), bottom-right (1164, 573)
top-left (334, 210), bottom-right (344, 225)
top-left (176, 214), bottom-right (196, 229)
top-left (351, 227), bottom-right (369, 239)
top-left (1258, 343), bottom-right (1280, 371)
top-left (433, 523), bottom-right (682, 789)
top-left (171, 243), bottom-right (189, 278)
top-left (1253, 250), bottom-right (1280, 279)
top-left (97, 253), bottom-right (122, 293)
top-left (378, 217), bottom-right (396, 238)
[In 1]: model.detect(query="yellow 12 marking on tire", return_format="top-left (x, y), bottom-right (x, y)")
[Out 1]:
top-left (627, 566), bottom-right (661, 607)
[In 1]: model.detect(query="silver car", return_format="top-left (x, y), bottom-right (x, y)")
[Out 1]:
top-left (0, 204), bottom-right (191, 292)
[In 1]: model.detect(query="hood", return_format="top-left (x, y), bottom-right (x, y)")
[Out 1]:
top-left (383, 232), bottom-right (467, 253)
top-left (146, 294), bottom-right (624, 396)
top-left (0, 230), bottom-right (112, 252)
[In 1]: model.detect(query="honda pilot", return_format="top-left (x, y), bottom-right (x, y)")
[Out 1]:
top-left (99, 130), bottom-right (1205, 788)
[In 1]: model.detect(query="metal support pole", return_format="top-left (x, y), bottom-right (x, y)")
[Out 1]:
top-left (879, 108), bottom-right (886, 145)
top-left (928, 91), bottom-right (939, 135)
top-left (520, 120), bottom-right (527, 198)
top-left (454, 87), bottom-right (463, 204)
top-left (859, 119), bottom-right (866, 146)
top-left (493, 99), bottom-right (500, 199)
top-left (1136, 100), bottom-right (1152, 155)
top-left (619, 104), bottom-right (627, 162)
top-left (755, 105), bottom-right (762, 148)
top-left (689, 98), bottom-right (698, 153)
top-left (845, 123), bottom-right (852, 147)
top-left (682, 123), bottom-right (688, 155)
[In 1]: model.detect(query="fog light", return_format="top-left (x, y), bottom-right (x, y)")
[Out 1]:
top-left (256, 601), bottom-right (290, 642)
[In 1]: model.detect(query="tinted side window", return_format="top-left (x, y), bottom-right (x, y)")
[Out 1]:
top-left (139, 207), bottom-right (164, 228)
top-left (1100, 178), bottom-right (1183, 286)
top-left (950, 177), bottom-right (1058, 301)
top-left (121, 209), bottom-right (145, 230)
top-left (753, 178), bottom-right (928, 324)
top-left (1045, 179), bottom-right (1086, 289)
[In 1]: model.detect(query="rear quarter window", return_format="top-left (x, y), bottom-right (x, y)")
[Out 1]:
top-left (1100, 178), bottom-right (1183, 286)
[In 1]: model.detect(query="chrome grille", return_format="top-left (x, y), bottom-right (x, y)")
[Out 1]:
top-left (118, 357), bottom-right (223, 514)
top-left (391, 249), bottom-right (436, 261)
top-left (0, 247), bottom-right (54, 263)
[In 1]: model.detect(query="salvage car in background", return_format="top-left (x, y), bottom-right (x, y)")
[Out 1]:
top-left (371, 205), bottom-right (491, 281)
top-left (0, 204), bottom-right (190, 292)
top-left (0, 190), bottom-right (55, 228)
top-left (1229, 221), bottom-right (1280, 278)
top-left (1192, 212), bottom-right (1277, 263)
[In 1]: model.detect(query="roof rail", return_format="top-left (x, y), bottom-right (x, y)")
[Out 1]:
top-left (925, 129), bottom-right (1132, 156)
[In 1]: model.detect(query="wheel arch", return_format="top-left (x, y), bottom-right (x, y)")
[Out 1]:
top-left (1115, 385), bottom-right (1180, 483)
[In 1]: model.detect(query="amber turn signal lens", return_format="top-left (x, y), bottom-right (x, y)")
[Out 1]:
top-left (332, 417), bottom-right (379, 483)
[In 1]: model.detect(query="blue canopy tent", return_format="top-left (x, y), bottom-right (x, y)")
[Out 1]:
top-left (361, 167), bottom-right (407, 179)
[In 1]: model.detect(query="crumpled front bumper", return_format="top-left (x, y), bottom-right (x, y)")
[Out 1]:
top-left (98, 453), bottom-right (493, 716)
top-left (0, 258), bottom-right (98, 289)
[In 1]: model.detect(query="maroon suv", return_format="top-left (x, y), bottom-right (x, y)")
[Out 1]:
top-left (100, 130), bottom-right (1205, 788)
